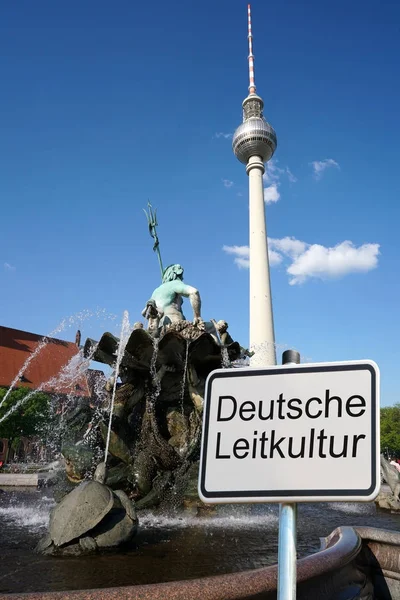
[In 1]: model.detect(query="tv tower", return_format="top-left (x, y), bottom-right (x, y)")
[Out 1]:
top-left (232, 4), bottom-right (277, 367)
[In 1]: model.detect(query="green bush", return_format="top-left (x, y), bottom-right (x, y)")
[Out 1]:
top-left (381, 403), bottom-right (400, 457)
top-left (0, 387), bottom-right (50, 450)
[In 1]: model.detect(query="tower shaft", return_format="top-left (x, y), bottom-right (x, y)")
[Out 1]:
top-left (232, 4), bottom-right (278, 367)
top-left (247, 156), bottom-right (276, 366)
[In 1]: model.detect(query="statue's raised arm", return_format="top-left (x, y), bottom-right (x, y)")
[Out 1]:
top-left (176, 282), bottom-right (201, 325)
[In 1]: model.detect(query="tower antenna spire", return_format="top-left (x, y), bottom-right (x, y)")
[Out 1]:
top-left (247, 4), bottom-right (256, 95)
top-left (232, 4), bottom-right (277, 366)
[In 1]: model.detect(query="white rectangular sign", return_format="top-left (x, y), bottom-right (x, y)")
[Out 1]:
top-left (198, 361), bottom-right (380, 503)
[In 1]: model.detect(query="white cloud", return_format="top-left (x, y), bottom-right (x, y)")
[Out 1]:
top-left (223, 238), bottom-right (380, 285)
top-left (286, 167), bottom-right (297, 183)
top-left (268, 249), bottom-right (284, 266)
top-left (310, 158), bottom-right (340, 179)
top-left (223, 245), bottom-right (249, 258)
top-left (261, 159), bottom-right (296, 204)
top-left (235, 257), bottom-right (250, 268)
top-left (264, 184), bottom-right (280, 204)
top-left (223, 245), bottom-right (249, 269)
top-left (287, 241), bottom-right (380, 285)
top-left (214, 132), bottom-right (232, 139)
top-left (269, 237), bottom-right (307, 258)
top-left (222, 179), bottom-right (234, 189)
top-left (4, 262), bottom-right (16, 271)
top-left (222, 244), bottom-right (282, 269)
top-left (263, 159), bottom-right (284, 184)
top-left (263, 159), bottom-right (297, 185)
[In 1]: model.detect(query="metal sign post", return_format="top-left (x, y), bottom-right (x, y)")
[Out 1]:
top-left (278, 503), bottom-right (297, 599)
top-left (198, 357), bottom-right (380, 597)
top-left (278, 350), bottom-right (300, 599)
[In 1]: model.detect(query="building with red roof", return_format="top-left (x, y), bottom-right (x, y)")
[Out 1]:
top-left (0, 326), bottom-right (91, 396)
top-left (0, 325), bottom-right (106, 463)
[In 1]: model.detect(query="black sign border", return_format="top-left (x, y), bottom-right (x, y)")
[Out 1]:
top-left (199, 363), bottom-right (377, 500)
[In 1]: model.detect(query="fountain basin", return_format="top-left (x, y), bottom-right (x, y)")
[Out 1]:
top-left (1, 523), bottom-right (400, 599)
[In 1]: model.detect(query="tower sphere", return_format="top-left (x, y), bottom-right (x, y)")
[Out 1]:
top-left (232, 116), bottom-right (277, 165)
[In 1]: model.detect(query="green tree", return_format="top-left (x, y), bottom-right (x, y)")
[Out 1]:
top-left (380, 403), bottom-right (400, 457)
top-left (0, 387), bottom-right (50, 454)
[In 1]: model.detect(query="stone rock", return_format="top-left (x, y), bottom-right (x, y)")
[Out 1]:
top-left (35, 533), bottom-right (53, 554)
top-left (36, 479), bottom-right (138, 555)
top-left (79, 535), bottom-right (97, 553)
top-left (93, 490), bottom-right (137, 548)
top-left (49, 480), bottom-right (114, 546)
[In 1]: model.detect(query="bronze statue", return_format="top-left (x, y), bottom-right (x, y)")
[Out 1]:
top-left (141, 299), bottom-right (163, 336)
top-left (215, 320), bottom-right (234, 345)
top-left (145, 264), bottom-right (202, 328)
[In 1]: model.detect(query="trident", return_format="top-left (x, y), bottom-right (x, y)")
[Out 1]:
top-left (143, 201), bottom-right (164, 281)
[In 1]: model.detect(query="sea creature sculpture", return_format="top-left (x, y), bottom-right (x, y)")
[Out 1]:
top-left (62, 443), bottom-right (94, 483)
top-left (35, 462), bottom-right (137, 555)
top-left (142, 299), bottom-right (163, 337)
top-left (380, 454), bottom-right (400, 499)
top-left (215, 320), bottom-right (234, 345)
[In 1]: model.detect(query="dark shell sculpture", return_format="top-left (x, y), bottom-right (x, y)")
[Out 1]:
top-left (49, 481), bottom-right (114, 546)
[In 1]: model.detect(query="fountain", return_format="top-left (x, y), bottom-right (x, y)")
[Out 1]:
top-left (0, 224), bottom-right (398, 600)
top-left (29, 257), bottom-right (243, 555)
top-left (1, 242), bottom-right (397, 598)
top-left (1, 5), bottom-right (400, 596)
top-left (0, 199), bottom-right (399, 596)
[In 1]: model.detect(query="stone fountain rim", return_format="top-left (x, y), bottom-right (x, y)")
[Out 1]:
top-left (0, 525), bottom-right (376, 600)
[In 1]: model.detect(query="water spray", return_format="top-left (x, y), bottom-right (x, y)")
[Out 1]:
top-left (104, 311), bottom-right (131, 464)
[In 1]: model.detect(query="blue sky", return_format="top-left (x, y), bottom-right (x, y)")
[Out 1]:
top-left (0, 0), bottom-right (399, 406)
